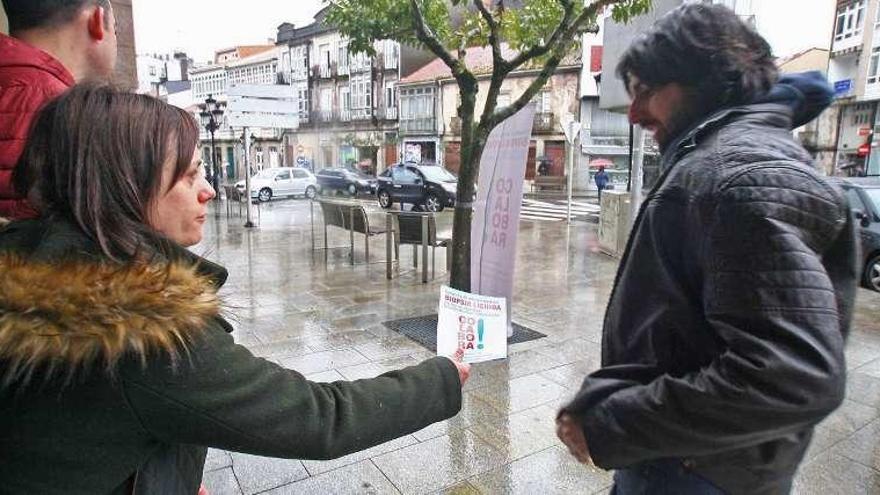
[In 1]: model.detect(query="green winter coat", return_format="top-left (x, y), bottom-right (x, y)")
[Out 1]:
top-left (0, 218), bottom-right (463, 494)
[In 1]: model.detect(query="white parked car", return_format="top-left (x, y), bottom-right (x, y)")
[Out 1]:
top-left (235, 167), bottom-right (317, 202)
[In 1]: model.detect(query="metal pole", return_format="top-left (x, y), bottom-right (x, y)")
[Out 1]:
top-left (210, 126), bottom-right (218, 200)
top-left (566, 140), bottom-right (574, 222)
top-left (565, 120), bottom-right (579, 223)
top-left (244, 128), bottom-right (256, 228)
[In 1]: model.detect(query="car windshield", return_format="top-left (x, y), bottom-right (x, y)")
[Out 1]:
top-left (419, 166), bottom-right (457, 183)
top-left (255, 169), bottom-right (276, 179)
top-left (866, 188), bottom-right (880, 212)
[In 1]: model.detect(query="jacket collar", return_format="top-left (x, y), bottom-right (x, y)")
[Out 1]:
top-left (0, 33), bottom-right (75, 88)
top-left (660, 103), bottom-right (794, 172)
top-left (0, 218), bottom-right (226, 389)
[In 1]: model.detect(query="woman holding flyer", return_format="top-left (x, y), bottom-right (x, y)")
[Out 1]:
top-left (0, 84), bottom-right (469, 495)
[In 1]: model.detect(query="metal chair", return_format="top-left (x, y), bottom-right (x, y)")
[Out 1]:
top-left (385, 211), bottom-right (450, 283)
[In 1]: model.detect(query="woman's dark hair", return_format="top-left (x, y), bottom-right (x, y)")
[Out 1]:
top-left (13, 84), bottom-right (199, 260)
top-left (616, 3), bottom-right (778, 111)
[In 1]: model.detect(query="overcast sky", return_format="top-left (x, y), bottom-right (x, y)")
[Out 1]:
top-left (133, 0), bottom-right (834, 63)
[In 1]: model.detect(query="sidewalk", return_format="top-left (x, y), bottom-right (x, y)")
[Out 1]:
top-left (196, 199), bottom-right (880, 495)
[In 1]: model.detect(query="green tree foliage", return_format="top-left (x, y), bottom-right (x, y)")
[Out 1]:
top-left (327, 0), bottom-right (652, 291)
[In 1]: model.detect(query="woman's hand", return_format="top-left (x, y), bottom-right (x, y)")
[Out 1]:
top-left (449, 348), bottom-right (471, 386)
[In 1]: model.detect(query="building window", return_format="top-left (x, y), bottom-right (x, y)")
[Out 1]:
top-left (297, 84), bottom-right (309, 117)
top-left (320, 43), bottom-right (331, 69)
top-left (534, 90), bottom-right (551, 114)
top-left (340, 87), bottom-right (351, 110)
top-left (338, 43), bottom-right (349, 72)
top-left (869, 47), bottom-right (880, 85)
top-left (351, 73), bottom-right (372, 114)
top-left (385, 83), bottom-right (396, 108)
top-left (836, 0), bottom-right (866, 41)
top-left (400, 86), bottom-right (435, 132)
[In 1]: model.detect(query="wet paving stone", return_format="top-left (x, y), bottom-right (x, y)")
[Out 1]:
top-left (202, 467), bottom-right (241, 495)
top-left (372, 430), bottom-right (507, 495)
top-left (263, 460), bottom-right (401, 494)
top-left (195, 201), bottom-right (880, 494)
top-left (469, 445), bottom-right (613, 495)
top-left (229, 452), bottom-right (309, 495)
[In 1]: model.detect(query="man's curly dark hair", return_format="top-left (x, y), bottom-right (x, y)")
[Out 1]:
top-left (617, 3), bottom-right (777, 111)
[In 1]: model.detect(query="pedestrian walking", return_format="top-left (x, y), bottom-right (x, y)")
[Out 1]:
top-left (594, 165), bottom-right (609, 202)
top-left (556, 5), bottom-right (857, 494)
top-left (0, 84), bottom-right (470, 494)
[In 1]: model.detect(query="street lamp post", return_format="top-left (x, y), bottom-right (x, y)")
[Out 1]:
top-left (200, 94), bottom-right (224, 195)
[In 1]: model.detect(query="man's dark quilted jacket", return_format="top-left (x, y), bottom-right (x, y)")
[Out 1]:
top-left (563, 100), bottom-right (859, 494)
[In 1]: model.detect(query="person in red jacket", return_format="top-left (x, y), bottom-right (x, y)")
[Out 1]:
top-left (0, 0), bottom-right (117, 220)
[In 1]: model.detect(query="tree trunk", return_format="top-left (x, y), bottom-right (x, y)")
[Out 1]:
top-left (449, 86), bottom-right (481, 292)
top-left (449, 139), bottom-right (481, 291)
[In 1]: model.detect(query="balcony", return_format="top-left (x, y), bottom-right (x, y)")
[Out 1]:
top-left (291, 67), bottom-right (309, 81)
top-left (338, 63), bottom-right (349, 76)
top-left (352, 107), bottom-right (373, 120)
top-left (315, 64), bottom-right (333, 79)
top-left (400, 117), bottom-right (434, 134)
top-left (534, 112), bottom-right (555, 133)
top-left (350, 57), bottom-right (372, 74)
top-left (311, 110), bottom-right (333, 123)
top-left (381, 54), bottom-right (399, 71)
top-left (383, 107), bottom-right (398, 120)
top-left (582, 135), bottom-right (630, 156)
top-left (340, 109), bottom-right (352, 122)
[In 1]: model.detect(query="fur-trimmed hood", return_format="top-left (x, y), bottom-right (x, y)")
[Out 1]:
top-left (0, 224), bottom-right (224, 388)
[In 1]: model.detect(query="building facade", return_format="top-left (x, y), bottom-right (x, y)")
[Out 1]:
top-left (188, 45), bottom-right (279, 182)
top-left (827, 0), bottom-right (880, 176)
top-left (136, 52), bottom-right (192, 96)
top-left (397, 45), bottom-right (582, 187)
top-left (275, 7), bottom-right (429, 175)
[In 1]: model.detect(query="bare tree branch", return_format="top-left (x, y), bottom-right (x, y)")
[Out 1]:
top-left (409, 0), bottom-right (466, 79)
top-left (506, 0), bottom-right (616, 73)
top-left (475, 0), bottom-right (507, 128)
top-left (486, 45), bottom-right (566, 128)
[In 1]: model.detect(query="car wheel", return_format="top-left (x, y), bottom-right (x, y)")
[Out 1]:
top-left (378, 190), bottom-right (393, 209)
top-left (305, 186), bottom-right (317, 199)
top-left (258, 188), bottom-right (272, 202)
top-left (347, 184), bottom-right (358, 196)
top-left (866, 254), bottom-right (880, 292)
top-left (424, 194), bottom-right (443, 212)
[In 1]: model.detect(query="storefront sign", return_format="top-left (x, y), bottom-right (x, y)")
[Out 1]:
top-left (834, 79), bottom-right (854, 97)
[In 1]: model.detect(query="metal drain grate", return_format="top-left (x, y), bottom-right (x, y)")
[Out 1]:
top-left (383, 314), bottom-right (546, 352)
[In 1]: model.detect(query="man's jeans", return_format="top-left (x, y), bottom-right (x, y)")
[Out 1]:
top-left (611, 459), bottom-right (726, 494)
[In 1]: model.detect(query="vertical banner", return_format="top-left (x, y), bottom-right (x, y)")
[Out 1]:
top-left (471, 103), bottom-right (537, 336)
top-left (437, 286), bottom-right (508, 363)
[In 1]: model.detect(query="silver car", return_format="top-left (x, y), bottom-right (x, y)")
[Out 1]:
top-left (236, 167), bottom-right (317, 202)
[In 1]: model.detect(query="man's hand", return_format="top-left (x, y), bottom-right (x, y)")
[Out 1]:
top-left (556, 412), bottom-right (592, 464)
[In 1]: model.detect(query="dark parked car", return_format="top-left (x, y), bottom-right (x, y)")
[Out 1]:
top-left (840, 178), bottom-right (880, 291)
top-left (315, 168), bottom-right (377, 196)
top-left (376, 163), bottom-right (457, 212)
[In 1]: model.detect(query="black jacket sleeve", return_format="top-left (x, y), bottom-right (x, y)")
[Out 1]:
top-left (571, 168), bottom-right (851, 468)
top-left (119, 326), bottom-right (462, 460)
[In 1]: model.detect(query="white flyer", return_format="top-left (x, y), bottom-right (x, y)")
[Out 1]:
top-left (437, 285), bottom-right (508, 363)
